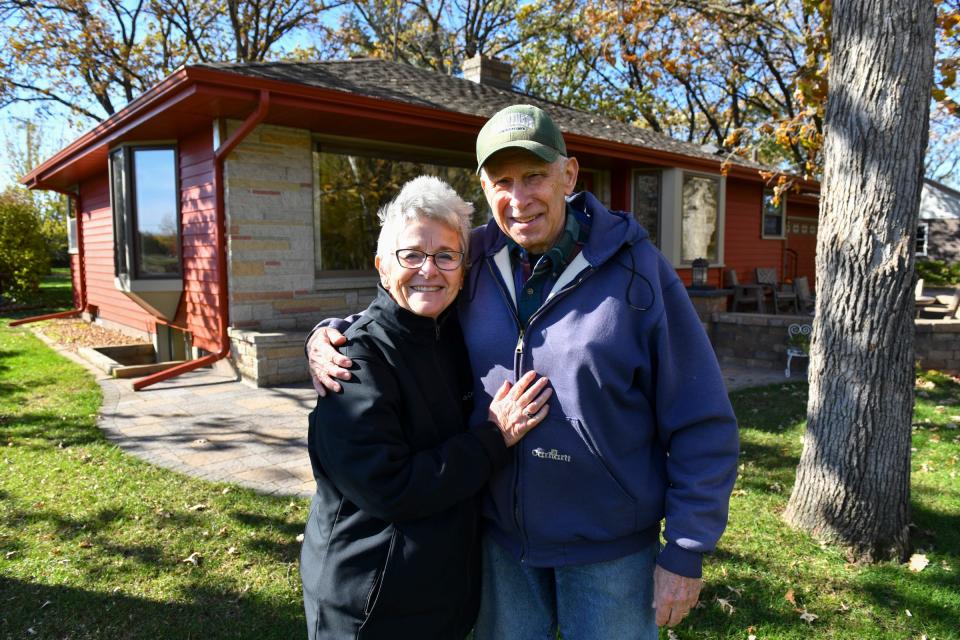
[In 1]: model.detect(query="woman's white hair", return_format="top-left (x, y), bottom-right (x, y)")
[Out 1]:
top-left (376, 175), bottom-right (474, 263)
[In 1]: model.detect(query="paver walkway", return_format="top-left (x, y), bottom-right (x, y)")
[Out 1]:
top-left (52, 340), bottom-right (803, 498)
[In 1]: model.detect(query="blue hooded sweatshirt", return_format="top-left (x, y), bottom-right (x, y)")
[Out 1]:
top-left (458, 191), bottom-right (739, 578)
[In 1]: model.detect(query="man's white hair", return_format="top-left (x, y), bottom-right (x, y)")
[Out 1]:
top-left (376, 176), bottom-right (473, 262)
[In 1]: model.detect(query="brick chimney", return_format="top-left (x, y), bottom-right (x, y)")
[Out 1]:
top-left (462, 54), bottom-right (513, 91)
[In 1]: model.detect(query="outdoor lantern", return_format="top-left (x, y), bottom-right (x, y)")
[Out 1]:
top-left (691, 258), bottom-right (709, 289)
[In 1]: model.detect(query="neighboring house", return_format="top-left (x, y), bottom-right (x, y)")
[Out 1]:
top-left (917, 179), bottom-right (960, 262)
top-left (24, 56), bottom-right (820, 387)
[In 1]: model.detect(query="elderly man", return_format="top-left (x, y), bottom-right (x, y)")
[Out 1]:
top-left (307, 104), bottom-right (739, 639)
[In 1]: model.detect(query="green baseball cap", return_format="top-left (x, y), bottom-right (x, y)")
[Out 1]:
top-left (476, 104), bottom-right (567, 173)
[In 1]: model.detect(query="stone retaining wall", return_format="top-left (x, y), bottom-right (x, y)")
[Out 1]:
top-left (711, 312), bottom-right (960, 375)
top-left (229, 327), bottom-right (310, 387)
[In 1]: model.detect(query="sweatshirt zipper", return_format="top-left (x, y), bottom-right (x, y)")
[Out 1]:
top-left (484, 255), bottom-right (597, 563)
top-left (484, 258), bottom-right (528, 560)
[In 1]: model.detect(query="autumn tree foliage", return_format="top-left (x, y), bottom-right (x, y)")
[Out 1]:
top-left (333, 0), bottom-right (572, 75)
top-left (0, 0), bottom-right (342, 121)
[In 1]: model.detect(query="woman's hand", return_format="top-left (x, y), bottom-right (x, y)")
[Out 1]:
top-left (488, 371), bottom-right (553, 447)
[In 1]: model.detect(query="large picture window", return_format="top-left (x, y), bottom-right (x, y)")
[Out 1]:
top-left (314, 145), bottom-right (488, 273)
top-left (109, 145), bottom-right (180, 279)
top-left (762, 189), bottom-right (786, 239)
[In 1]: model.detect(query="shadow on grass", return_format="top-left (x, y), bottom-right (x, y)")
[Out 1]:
top-left (1, 412), bottom-right (104, 448)
top-left (0, 576), bottom-right (304, 639)
top-left (730, 383), bottom-right (808, 434)
top-left (230, 510), bottom-right (304, 564)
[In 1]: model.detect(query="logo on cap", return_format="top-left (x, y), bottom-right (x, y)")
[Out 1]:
top-left (494, 112), bottom-right (535, 135)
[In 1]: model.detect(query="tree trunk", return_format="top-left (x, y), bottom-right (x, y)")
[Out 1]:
top-left (783, 0), bottom-right (936, 563)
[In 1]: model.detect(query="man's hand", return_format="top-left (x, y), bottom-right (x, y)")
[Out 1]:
top-left (653, 565), bottom-right (702, 627)
top-left (307, 327), bottom-right (353, 396)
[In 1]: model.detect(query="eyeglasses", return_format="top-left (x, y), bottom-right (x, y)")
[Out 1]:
top-left (394, 249), bottom-right (464, 271)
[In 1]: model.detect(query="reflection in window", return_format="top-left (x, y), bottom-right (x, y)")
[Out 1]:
top-left (315, 147), bottom-right (488, 272)
top-left (110, 149), bottom-right (129, 277)
top-left (762, 190), bottom-right (786, 238)
top-left (110, 145), bottom-right (180, 279)
top-left (132, 149), bottom-right (179, 276)
top-left (681, 174), bottom-right (719, 262)
top-left (632, 171), bottom-right (660, 246)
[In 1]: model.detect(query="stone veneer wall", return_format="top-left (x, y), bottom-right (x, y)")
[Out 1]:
top-left (222, 121), bottom-right (377, 385)
top-left (712, 312), bottom-right (960, 375)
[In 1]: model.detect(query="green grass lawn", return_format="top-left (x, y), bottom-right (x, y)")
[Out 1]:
top-left (2, 273), bottom-right (959, 639)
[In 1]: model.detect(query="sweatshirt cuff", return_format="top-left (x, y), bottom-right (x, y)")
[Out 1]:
top-left (470, 421), bottom-right (510, 469)
top-left (656, 541), bottom-right (703, 579)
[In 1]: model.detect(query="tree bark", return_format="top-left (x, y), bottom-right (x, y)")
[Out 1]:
top-left (783, 0), bottom-right (936, 563)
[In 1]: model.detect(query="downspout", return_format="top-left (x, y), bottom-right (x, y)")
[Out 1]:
top-left (133, 89), bottom-right (270, 391)
top-left (10, 189), bottom-right (88, 326)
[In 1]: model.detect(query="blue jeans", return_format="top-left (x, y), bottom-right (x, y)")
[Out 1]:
top-left (474, 534), bottom-right (658, 640)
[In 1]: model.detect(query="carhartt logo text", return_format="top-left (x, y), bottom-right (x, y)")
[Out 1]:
top-left (531, 447), bottom-right (571, 462)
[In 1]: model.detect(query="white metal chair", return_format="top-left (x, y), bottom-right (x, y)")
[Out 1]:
top-left (785, 323), bottom-right (812, 378)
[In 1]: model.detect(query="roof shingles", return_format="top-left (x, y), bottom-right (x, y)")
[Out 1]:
top-left (196, 59), bottom-right (764, 170)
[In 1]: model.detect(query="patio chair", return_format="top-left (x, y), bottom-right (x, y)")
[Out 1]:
top-left (919, 288), bottom-right (960, 320)
top-left (725, 269), bottom-right (764, 312)
top-left (785, 323), bottom-right (812, 378)
top-left (755, 267), bottom-right (799, 314)
top-left (794, 276), bottom-right (815, 314)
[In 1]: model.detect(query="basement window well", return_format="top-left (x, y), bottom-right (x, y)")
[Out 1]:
top-left (109, 144), bottom-right (183, 319)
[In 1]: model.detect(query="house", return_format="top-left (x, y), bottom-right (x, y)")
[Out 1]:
top-left (22, 57), bottom-right (820, 388)
top-left (917, 178), bottom-right (960, 262)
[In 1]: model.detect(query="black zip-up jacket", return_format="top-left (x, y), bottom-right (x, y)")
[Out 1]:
top-left (301, 286), bottom-right (509, 640)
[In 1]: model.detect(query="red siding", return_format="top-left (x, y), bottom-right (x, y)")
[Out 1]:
top-left (786, 200), bottom-right (819, 289)
top-left (72, 126), bottom-right (224, 352)
top-left (77, 176), bottom-right (154, 334)
top-left (723, 178), bottom-right (785, 286)
top-left (178, 127), bottom-right (221, 353)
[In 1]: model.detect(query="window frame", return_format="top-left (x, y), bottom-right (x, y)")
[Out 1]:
top-left (631, 169), bottom-right (663, 248)
top-left (656, 168), bottom-right (726, 267)
top-left (915, 222), bottom-right (929, 256)
top-left (761, 189), bottom-right (787, 239)
top-left (108, 143), bottom-right (182, 281)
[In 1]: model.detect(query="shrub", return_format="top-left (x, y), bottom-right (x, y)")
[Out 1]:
top-left (0, 188), bottom-right (51, 301)
top-left (916, 258), bottom-right (960, 286)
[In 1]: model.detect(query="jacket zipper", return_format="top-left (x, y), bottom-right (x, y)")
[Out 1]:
top-left (484, 255), bottom-right (597, 562)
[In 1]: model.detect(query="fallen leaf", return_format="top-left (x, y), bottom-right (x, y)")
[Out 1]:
top-left (836, 602), bottom-right (850, 613)
top-left (39, 600), bottom-right (51, 610)
top-left (667, 631), bottom-right (679, 640)
top-left (905, 609), bottom-right (912, 617)
top-left (717, 597), bottom-right (736, 615)
top-left (78, 540), bottom-right (92, 549)
top-left (226, 546), bottom-right (238, 555)
top-left (5, 550), bottom-right (17, 559)
top-left (221, 487), bottom-right (231, 494)
top-left (296, 533), bottom-right (305, 543)
top-left (908, 553), bottom-right (930, 572)
top-left (726, 585), bottom-right (743, 597)
top-left (784, 589), bottom-right (796, 606)
top-left (182, 552), bottom-right (202, 566)
top-left (188, 503), bottom-right (208, 512)
top-left (799, 610), bottom-right (818, 623)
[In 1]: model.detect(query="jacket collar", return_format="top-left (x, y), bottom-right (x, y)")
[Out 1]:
top-left (477, 191), bottom-right (648, 268)
top-left (367, 283), bottom-right (453, 343)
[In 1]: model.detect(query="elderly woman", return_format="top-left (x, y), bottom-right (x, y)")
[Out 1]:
top-left (301, 176), bottom-right (551, 640)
